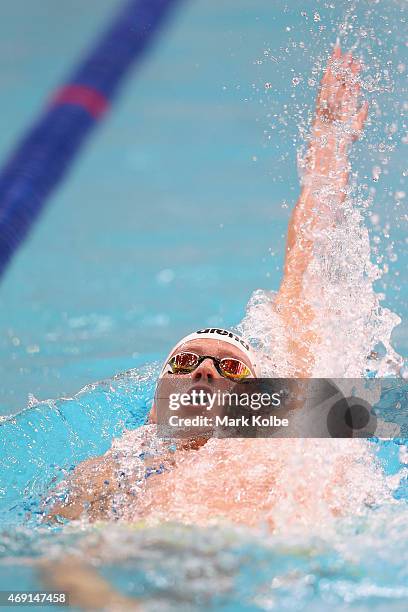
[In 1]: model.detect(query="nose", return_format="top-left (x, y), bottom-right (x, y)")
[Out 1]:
top-left (191, 357), bottom-right (219, 382)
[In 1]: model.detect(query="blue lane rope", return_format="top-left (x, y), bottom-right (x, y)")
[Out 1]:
top-left (0, 0), bottom-right (181, 277)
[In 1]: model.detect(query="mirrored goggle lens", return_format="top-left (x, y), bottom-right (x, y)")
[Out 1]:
top-left (219, 358), bottom-right (251, 380)
top-left (169, 352), bottom-right (199, 373)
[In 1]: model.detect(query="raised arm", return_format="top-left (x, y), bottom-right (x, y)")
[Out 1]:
top-left (274, 43), bottom-right (368, 376)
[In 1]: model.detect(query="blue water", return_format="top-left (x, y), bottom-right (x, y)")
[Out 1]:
top-left (0, 368), bottom-right (407, 610)
top-left (0, 0), bottom-right (406, 414)
top-left (0, 0), bottom-right (407, 609)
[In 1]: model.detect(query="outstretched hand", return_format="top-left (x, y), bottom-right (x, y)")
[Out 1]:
top-left (314, 42), bottom-right (368, 142)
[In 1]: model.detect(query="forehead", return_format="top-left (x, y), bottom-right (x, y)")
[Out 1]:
top-left (171, 338), bottom-right (251, 365)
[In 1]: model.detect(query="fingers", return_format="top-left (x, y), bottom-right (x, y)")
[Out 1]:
top-left (318, 44), bottom-right (342, 109)
top-left (340, 82), bottom-right (360, 121)
top-left (335, 82), bottom-right (347, 112)
top-left (315, 43), bottom-right (367, 129)
top-left (321, 40), bottom-right (341, 86)
top-left (342, 50), bottom-right (351, 70)
top-left (333, 39), bottom-right (341, 59)
top-left (350, 59), bottom-right (361, 75)
top-left (352, 100), bottom-right (369, 137)
top-left (360, 100), bottom-right (369, 121)
top-left (329, 43), bottom-right (362, 81)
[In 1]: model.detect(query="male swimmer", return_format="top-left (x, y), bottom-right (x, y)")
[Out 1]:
top-left (48, 44), bottom-right (371, 525)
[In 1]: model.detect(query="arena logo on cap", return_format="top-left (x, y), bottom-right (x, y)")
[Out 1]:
top-left (196, 328), bottom-right (250, 351)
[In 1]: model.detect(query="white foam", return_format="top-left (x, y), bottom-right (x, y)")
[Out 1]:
top-left (238, 190), bottom-right (403, 378)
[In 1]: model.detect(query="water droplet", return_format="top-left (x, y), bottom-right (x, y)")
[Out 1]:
top-left (27, 394), bottom-right (40, 408)
top-left (372, 166), bottom-right (381, 181)
top-left (26, 345), bottom-right (40, 354)
top-left (156, 269), bottom-right (175, 285)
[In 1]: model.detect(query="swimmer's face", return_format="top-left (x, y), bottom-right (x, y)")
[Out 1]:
top-left (149, 338), bottom-right (255, 423)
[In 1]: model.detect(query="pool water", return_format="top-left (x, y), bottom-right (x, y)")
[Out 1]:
top-left (1, 514), bottom-right (408, 611)
top-left (0, 372), bottom-right (407, 610)
top-left (0, 0), bottom-right (407, 609)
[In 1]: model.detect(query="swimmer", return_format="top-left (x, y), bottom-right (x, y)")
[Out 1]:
top-left (48, 43), bottom-right (371, 526)
top-left (42, 43), bottom-right (386, 609)
top-left (47, 329), bottom-right (261, 521)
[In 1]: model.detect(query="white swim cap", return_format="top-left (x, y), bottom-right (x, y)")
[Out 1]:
top-left (160, 327), bottom-right (259, 376)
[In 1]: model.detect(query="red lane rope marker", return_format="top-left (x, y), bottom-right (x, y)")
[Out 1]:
top-left (51, 85), bottom-right (109, 119)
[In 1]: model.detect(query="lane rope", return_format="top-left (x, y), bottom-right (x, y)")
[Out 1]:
top-left (0, 0), bottom-right (181, 277)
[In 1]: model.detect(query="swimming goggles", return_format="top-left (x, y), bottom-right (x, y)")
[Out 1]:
top-left (165, 351), bottom-right (254, 381)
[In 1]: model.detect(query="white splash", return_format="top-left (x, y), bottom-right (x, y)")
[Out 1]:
top-left (238, 188), bottom-right (403, 379)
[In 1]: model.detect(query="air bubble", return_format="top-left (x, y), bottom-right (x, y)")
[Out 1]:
top-left (156, 269), bottom-right (175, 285)
top-left (372, 166), bottom-right (381, 181)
